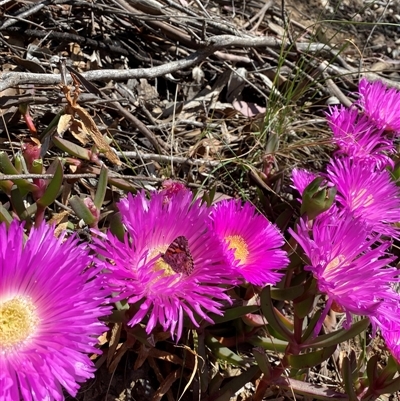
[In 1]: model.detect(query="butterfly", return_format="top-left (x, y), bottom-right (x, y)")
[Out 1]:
top-left (161, 236), bottom-right (194, 275)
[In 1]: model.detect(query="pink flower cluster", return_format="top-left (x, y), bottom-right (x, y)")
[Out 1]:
top-left (94, 187), bottom-right (289, 341)
top-left (1, 182), bottom-right (288, 400)
top-left (291, 78), bottom-right (400, 362)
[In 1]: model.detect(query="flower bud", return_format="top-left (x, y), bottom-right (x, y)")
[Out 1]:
top-left (300, 177), bottom-right (337, 220)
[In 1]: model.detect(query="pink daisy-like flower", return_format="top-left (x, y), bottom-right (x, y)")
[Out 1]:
top-left (372, 305), bottom-right (400, 363)
top-left (327, 105), bottom-right (395, 168)
top-left (326, 157), bottom-right (400, 238)
top-left (209, 199), bottom-right (288, 287)
top-left (289, 211), bottom-right (400, 334)
top-left (291, 168), bottom-right (318, 197)
top-left (95, 190), bottom-right (234, 341)
top-left (0, 221), bottom-right (110, 401)
top-left (357, 77), bottom-right (400, 133)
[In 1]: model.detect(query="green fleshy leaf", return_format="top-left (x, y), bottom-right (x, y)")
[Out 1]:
top-left (69, 196), bottom-right (97, 226)
top-left (108, 177), bottom-right (137, 193)
top-left (253, 347), bottom-right (272, 378)
top-left (274, 206), bottom-right (294, 232)
top-left (24, 203), bottom-right (37, 220)
top-left (109, 212), bottom-right (125, 241)
top-left (31, 159), bottom-right (43, 175)
top-left (208, 185), bottom-right (217, 205)
top-left (341, 356), bottom-right (358, 401)
top-left (294, 294), bottom-right (317, 320)
top-left (0, 180), bottom-right (14, 195)
top-left (0, 203), bottom-right (13, 226)
top-left (94, 165), bottom-right (108, 210)
top-left (212, 366), bottom-right (260, 401)
top-left (52, 136), bottom-right (91, 160)
top-left (265, 324), bottom-right (293, 342)
top-left (19, 103), bottom-right (28, 115)
top-left (0, 152), bottom-right (20, 176)
top-left (288, 345), bottom-right (336, 369)
top-left (300, 309), bottom-right (322, 343)
top-left (249, 335), bottom-right (288, 353)
top-left (366, 354), bottom-right (379, 385)
top-left (201, 185), bottom-right (217, 206)
top-left (301, 318), bottom-right (370, 349)
top-left (376, 375), bottom-right (400, 397)
top-left (271, 284), bottom-right (305, 301)
top-left (0, 152), bottom-right (37, 193)
top-left (383, 355), bottom-right (400, 376)
top-left (261, 286), bottom-right (294, 341)
top-left (210, 305), bottom-right (260, 324)
top-left (290, 270), bottom-right (310, 286)
top-left (14, 154), bottom-right (23, 173)
top-left (205, 335), bottom-right (248, 367)
top-left (292, 278), bottom-right (318, 319)
top-left (10, 185), bottom-right (30, 221)
top-left (36, 160), bottom-right (63, 208)
top-left (124, 324), bottom-right (156, 347)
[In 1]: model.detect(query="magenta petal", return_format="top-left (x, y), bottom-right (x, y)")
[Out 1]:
top-left (95, 190), bottom-right (235, 341)
top-left (357, 77), bottom-right (400, 133)
top-left (0, 221), bottom-right (111, 401)
top-left (290, 211), bottom-right (400, 325)
top-left (210, 199), bottom-right (288, 286)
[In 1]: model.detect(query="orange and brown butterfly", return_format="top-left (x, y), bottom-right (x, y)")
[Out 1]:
top-left (161, 236), bottom-right (194, 275)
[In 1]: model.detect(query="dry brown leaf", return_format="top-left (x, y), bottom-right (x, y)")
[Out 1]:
top-left (57, 114), bottom-right (73, 136)
top-left (69, 120), bottom-right (90, 145)
top-left (62, 84), bottom-right (121, 165)
top-left (189, 137), bottom-right (221, 159)
top-left (48, 210), bottom-right (69, 227)
top-left (107, 323), bottom-right (123, 367)
top-left (11, 56), bottom-right (46, 73)
top-left (151, 369), bottom-right (180, 401)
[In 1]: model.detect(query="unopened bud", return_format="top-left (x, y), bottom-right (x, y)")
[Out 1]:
top-left (301, 177), bottom-right (337, 220)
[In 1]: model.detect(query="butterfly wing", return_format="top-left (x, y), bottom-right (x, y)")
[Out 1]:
top-left (162, 236), bottom-right (194, 275)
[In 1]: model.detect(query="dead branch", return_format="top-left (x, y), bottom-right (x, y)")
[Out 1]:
top-left (0, 34), bottom-right (282, 92)
top-left (116, 151), bottom-right (222, 167)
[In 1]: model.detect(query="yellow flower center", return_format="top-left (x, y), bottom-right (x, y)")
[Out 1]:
top-left (0, 296), bottom-right (39, 351)
top-left (350, 188), bottom-right (374, 210)
top-left (226, 235), bottom-right (249, 264)
top-left (149, 246), bottom-right (175, 277)
top-left (323, 255), bottom-right (345, 276)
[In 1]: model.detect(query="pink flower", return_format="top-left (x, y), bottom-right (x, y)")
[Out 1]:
top-left (327, 157), bottom-right (400, 238)
top-left (327, 105), bottom-right (394, 168)
top-left (357, 77), bottom-right (400, 133)
top-left (209, 199), bottom-right (288, 286)
top-left (0, 221), bottom-right (110, 401)
top-left (95, 191), bottom-right (234, 341)
top-left (289, 211), bottom-right (400, 334)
